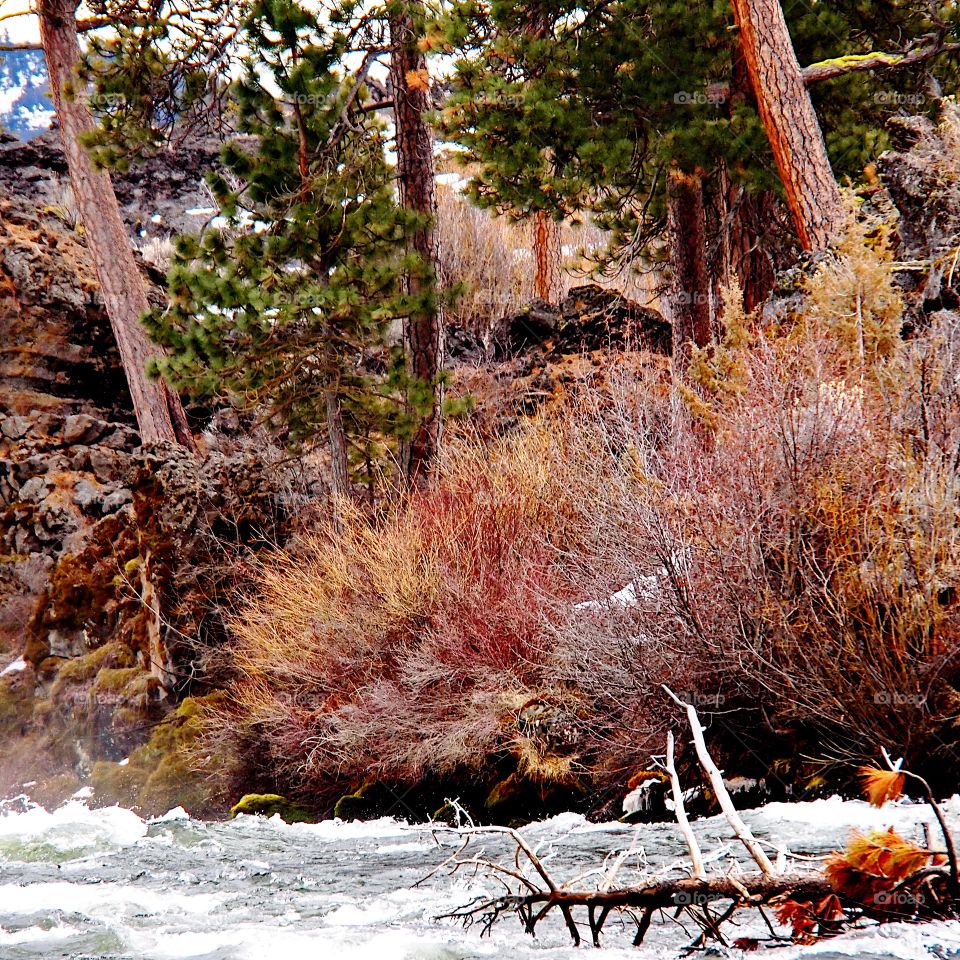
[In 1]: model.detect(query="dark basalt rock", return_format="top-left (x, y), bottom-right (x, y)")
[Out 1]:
top-left (0, 131), bottom-right (228, 241)
top-left (494, 284), bottom-right (671, 359)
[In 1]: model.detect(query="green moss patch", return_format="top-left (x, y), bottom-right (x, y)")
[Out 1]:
top-left (230, 793), bottom-right (313, 822)
top-left (90, 694), bottom-right (228, 818)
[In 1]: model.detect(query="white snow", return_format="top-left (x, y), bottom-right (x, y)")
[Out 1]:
top-left (1, 656), bottom-right (27, 676)
top-left (574, 573), bottom-right (660, 610)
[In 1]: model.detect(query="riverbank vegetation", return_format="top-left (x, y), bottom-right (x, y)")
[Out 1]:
top-left (195, 204), bottom-right (960, 821)
top-left (3, 0), bottom-right (960, 869)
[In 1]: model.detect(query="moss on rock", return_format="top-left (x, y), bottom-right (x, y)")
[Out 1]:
top-left (230, 793), bottom-right (313, 822)
top-left (51, 642), bottom-right (137, 693)
top-left (90, 694), bottom-right (228, 818)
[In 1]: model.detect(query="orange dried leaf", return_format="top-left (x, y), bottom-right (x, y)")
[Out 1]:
top-left (774, 897), bottom-right (817, 938)
top-left (858, 766), bottom-right (905, 807)
top-left (827, 829), bottom-right (931, 900)
top-left (405, 68), bottom-right (431, 92)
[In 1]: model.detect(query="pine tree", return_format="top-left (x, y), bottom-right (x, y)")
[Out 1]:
top-left (144, 0), bottom-right (433, 493)
top-left (388, 0), bottom-right (445, 484)
top-left (436, 0), bottom-right (960, 339)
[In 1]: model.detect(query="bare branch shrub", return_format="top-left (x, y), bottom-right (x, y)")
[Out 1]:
top-left (206, 213), bottom-right (960, 809)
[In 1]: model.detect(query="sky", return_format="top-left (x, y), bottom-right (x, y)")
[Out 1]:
top-left (0, 1), bottom-right (40, 45)
top-left (0, 1), bottom-right (103, 44)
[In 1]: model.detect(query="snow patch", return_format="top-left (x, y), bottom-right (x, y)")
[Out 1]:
top-left (574, 573), bottom-right (659, 610)
top-left (1, 656), bottom-right (27, 676)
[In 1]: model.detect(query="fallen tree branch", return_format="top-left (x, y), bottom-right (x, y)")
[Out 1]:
top-left (665, 729), bottom-right (705, 880)
top-left (440, 871), bottom-right (832, 923)
top-left (435, 698), bottom-right (960, 947)
top-left (663, 685), bottom-right (776, 876)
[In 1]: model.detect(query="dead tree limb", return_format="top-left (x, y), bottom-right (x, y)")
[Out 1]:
top-left (665, 729), bottom-right (705, 880)
top-left (438, 872), bottom-right (832, 944)
top-left (664, 685), bottom-right (776, 876)
top-left (433, 698), bottom-right (830, 946)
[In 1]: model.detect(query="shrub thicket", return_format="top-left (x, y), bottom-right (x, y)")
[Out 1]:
top-left (204, 211), bottom-right (960, 814)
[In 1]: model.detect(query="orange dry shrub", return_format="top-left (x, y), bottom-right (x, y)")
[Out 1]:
top-left (208, 213), bottom-right (960, 807)
top-left (826, 828), bottom-right (937, 908)
top-left (208, 425), bottom-right (600, 804)
top-left (551, 216), bottom-right (960, 783)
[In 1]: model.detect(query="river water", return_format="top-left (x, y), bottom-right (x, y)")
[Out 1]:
top-left (1, 795), bottom-right (959, 960)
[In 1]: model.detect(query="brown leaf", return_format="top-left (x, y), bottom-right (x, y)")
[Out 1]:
top-left (858, 766), bottom-right (905, 807)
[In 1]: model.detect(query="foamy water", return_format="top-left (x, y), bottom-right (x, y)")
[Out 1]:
top-left (0, 796), bottom-right (959, 959)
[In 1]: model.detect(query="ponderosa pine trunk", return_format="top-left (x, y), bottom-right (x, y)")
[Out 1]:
top-left (524, 5), bottom-right (563, 304)
top-left (728, 0), bottom-right (843, 251)
top-left (718, 50), bottom-right (777, 312)
top-left (389, 2), bottom-right (443, 486)
top-left (325, 389), bottom-right (350, 501)
top-left (532, 210), bottom-right (562, 303)
top-left (667, 169), bottom-right (712, 373)
top-left (37, 0), bottom-right (194, 449)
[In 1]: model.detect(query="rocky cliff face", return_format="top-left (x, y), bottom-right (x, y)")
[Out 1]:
top-left (0, 133), bottom-right (293, 813)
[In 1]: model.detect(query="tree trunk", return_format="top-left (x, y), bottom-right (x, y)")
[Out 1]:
top-left (532, 210), bottom-right (562, 303)
top-left (667, 169), bottom-right (712, 373)
top-left (325, 389), bottom-right (350, 501)
top-left (716, 50), bottom-right (777, 314)
top-left (389, 2), bottom-right (443, 486)
top-left (522, 5), bottom-right (563, 304)
top-left (729, 0), bottom-right (843, 252)
top-left (37, 0), bottom-right (194, 449)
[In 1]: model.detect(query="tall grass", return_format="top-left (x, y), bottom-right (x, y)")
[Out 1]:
top-left (436, 183), bottom-right (662, 341)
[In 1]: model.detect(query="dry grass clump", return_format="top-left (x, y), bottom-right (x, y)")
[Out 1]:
top-left (211, 422), bottom-right (604, 804)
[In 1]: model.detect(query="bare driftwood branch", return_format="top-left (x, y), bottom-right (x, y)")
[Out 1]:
top-left (434, 693), bottom-right (830, 946)
top-left (664, 685), bottom-right (776, 877)
top-left (665, 729), bottom-right (705, 880)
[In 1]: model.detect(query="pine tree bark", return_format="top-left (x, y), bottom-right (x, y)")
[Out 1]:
top-left (37, 0), bottom-right (194, 449)
top-left (325, 389), bottom-right (350, 501)
top-left (532, 210), bottom-right (562, 303)
top-left (718, 50), bottom-right (777, 313)
top-left (524, 5), bottom-right (563, 304)
top-left (729, 0), bottom-right (843, 252)
top-left (667, 169), bottom-right (712, 374)
top-left (389, 2), bottom-right (443, 486)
